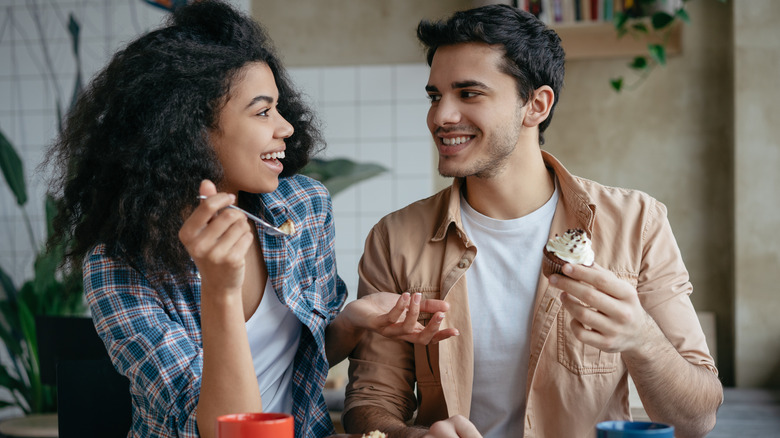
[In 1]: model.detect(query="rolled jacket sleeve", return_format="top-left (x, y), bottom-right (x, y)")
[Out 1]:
top-left (636, 200), bottom-right (718, 375)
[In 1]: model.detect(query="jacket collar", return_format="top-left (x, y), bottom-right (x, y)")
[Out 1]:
top-left (432, 150), bottom-right (596, 241)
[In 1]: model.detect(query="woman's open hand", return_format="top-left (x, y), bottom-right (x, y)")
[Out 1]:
top-left (343, 292), bottom-right (459, 345)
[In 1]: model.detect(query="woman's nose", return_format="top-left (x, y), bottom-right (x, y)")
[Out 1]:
top-left (276, 114), bottom-right (294, 138)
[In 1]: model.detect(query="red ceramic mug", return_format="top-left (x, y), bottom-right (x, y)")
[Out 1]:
top-left (216, 412), bottom-right (294, 438)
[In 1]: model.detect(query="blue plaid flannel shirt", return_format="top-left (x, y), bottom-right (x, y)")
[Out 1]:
top-left (84, 175), bottom-right (347, 437)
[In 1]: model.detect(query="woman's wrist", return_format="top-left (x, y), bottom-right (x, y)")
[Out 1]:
top-left (336, 302), bottom-right (369, 337)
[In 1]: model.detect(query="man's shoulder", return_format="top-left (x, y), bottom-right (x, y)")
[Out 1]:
top-left (571, 174), bottom-right (663, 212)
top-left (375, 187), bottom-right (450, 231)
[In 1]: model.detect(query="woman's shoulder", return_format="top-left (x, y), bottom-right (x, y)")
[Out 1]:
top-left (275, 174), bottom-right (331, 206)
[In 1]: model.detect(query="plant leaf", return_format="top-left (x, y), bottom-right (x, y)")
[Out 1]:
top-left (0, 303), bottom-right (24, 357)
top-left (300, 158), bottom-right (387, 197)
top-left (610, 78), bottom-right (624, 92)
top-left (648, 44), bottom-right (667, 66)
top-left (651, 12), bottom-right (675, 30)
top-left (0, 361), bottom-right (27, 396)
top-left (67, 14), bottom-right (83, 118)
top-left (0, 130), bottom-right (28, 206)
top-left (629, 56), bottom-right (648, 70)
top-left (631, 22), bottom-right (649, 34)
top-left (613, 11), bottom-right (629, 32)
top-left (17, 299), bottom-right (37, 364)
top-left (67, 14), bottom-right (80, 58)
top-left (0, 265), bottom-right (18, 300)
top-left (0, 400), bottom-right (18, 409)
top-left (676, 8), bottom-right (691, 23)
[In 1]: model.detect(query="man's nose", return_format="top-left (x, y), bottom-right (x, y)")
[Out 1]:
top-left (431, 97), bottom-right (461, 127)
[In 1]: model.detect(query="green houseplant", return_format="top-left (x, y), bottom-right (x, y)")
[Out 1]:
top-left (0, 131), bottom-right (85, 416)
top-left (610, 0), bottom-right (727, 91)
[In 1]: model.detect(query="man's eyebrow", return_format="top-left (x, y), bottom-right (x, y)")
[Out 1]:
top-left (245, 95), bottom-right (274, 109)
top-left (452, 80), bottom-right (490, 90)
top-left (425, 81), bottom-right (491, 93)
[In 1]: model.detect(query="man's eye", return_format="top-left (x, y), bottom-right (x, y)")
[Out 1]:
top-left (461, 91), bottom-right (479, 98)
top-left (427, 94), bottom-right (441, 103)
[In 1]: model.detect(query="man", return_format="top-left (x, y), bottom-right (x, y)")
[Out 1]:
top-left (342, 4), bottom-right (722, 438)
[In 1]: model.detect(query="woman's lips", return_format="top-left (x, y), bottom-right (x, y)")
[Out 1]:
top-left (260, 150), bottom-right (284, 173)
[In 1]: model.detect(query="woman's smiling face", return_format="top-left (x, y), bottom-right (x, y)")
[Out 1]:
top-left (210, 62), bottom-right (294, 196)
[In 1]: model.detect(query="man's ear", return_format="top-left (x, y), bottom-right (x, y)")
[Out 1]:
top-left (522, 85), bottom-right (555, 128)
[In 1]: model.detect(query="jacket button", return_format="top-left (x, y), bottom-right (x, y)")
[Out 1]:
top-left (458, 259), bottom-right (469, 269)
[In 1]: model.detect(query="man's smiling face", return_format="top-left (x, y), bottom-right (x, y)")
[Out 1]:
top-left (425, 42), bottom-right (527, 179)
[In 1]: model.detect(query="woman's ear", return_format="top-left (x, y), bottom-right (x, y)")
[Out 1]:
top-left (522, 85), bottom-right (555, 128)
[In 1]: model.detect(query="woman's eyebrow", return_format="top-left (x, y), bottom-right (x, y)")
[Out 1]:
top-left (245, 95), bottom-right (274, 109)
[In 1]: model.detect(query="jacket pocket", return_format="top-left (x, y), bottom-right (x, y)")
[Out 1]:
top-left (555, 271), bottom-right (636, 375)
top-left (556, 307), bottom-right (620, 375)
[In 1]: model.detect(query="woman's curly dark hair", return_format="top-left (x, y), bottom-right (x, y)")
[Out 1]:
top-left (44, 0), bottom-right (322, 277)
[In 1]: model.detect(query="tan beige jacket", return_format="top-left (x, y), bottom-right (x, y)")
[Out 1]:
top-left (343, 151), bottom-right (717, 437)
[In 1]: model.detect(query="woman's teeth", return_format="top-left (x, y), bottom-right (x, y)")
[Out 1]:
top-left (441, 136), bottom-right (471, 145)
top-left (261, 151), bottom-right (285, 160)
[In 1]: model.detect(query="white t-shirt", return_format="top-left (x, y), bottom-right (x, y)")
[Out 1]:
top-left (245, 278), bottom-right (302, 414)
top-left (460, 186), bottom-right (558, 437)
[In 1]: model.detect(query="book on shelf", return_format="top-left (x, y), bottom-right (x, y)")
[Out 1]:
top-left (525, 0), bottom-right (624, 26)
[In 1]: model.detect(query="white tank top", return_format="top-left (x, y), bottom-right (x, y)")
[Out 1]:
top-left (245, 278), bottom-right (302, 414)
top-left (460, 186), bottom-right (558, 437)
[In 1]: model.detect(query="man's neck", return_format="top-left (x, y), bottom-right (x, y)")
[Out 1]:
top-left (462, 148), bottom-right (554, 220)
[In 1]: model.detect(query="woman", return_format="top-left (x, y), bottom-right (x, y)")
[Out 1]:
top-left (45, 2), bottom-right (455, 437)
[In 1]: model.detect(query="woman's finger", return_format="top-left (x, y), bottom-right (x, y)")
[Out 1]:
top-left (418, 298), bottom-right (449, 315)
top-left (401, 293), bottom-right (422, 332)
top-left (384, 293), bottom-right (411, 324)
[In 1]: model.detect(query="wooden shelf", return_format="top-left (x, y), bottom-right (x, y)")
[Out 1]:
top-left (553, 21), bottom-right (682, 60)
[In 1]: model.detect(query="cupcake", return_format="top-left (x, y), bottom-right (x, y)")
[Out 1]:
top-left (542, 228), bottom-right (594, 277)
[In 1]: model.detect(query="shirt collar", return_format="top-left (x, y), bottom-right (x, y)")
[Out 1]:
top-left (431, 150), bottom-right (596, 243)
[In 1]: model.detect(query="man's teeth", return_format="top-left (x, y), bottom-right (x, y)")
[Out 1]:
top-left (441, 136), bottom-right (471, 145)
top-left (261, 151), bottom-right (285, 160)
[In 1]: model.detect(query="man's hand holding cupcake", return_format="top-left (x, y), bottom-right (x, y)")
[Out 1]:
top-left (548, 262), bottom-right (658, 355)
top-left (544, 228), bottom-right (661, 355)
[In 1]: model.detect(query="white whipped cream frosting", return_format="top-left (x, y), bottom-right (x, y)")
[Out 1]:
top-left (545, 228), bottom-right (594, 266)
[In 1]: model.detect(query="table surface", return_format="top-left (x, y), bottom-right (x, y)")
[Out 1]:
top-left (0, 413), bottom-right (58, 438)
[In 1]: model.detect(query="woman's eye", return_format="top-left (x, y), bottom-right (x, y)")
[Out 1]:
top-left (257, 108), bottom-right (270, 117)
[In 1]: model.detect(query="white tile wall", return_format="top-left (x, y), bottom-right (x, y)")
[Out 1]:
top-left (288, 64), bottom-right (436, 300)
top-left (0, 1), bottom-right (435, 306)
top-left (0, 1), bottom-right (168, 294)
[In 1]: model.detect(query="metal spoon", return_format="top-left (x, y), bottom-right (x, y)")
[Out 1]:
top-left (197, 195), bottom-right (294, 237)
